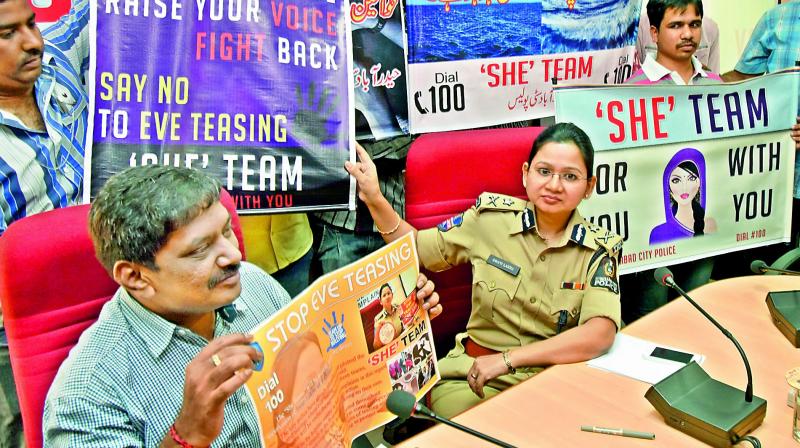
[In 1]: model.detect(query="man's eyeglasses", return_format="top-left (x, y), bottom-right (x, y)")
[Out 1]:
top-left (533, 167), bottom-right (589, 184)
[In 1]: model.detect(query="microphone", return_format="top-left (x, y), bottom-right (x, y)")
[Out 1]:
top-left (648, 268), bottom-right (766, 445)
top-left (385, 390), bottom-right (516, 448)
top-left (750, 259), bottom-right (800, 276)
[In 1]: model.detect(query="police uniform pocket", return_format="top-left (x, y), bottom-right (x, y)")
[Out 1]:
top-left (549, 289), bottom-right (584, 333)
top-left (472, 261), bottom-right (521, 320)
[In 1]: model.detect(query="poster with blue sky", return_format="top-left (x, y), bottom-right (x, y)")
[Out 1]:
top-left (405, 0), bottom-right (642, 132)
top-left (85, 0), bottom-right (355, 213)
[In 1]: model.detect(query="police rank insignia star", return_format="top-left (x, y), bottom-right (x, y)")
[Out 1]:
top-left (438, 213), bottom-right (464, 232)
top-left (591, 256), bottom-right (619, 294)
top-left (502, 197), bottom-right (515, 206)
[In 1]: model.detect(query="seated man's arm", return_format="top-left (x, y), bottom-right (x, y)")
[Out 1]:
top-left (44, 395), bottom-right (144, 447)
top-left (162, 333), bottom-right (262, 447)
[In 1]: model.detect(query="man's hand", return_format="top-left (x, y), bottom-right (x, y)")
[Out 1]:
top-left (792, 116), bottom-right (800, 151)
top-left (467, 354), bottom-right (508, 399)
top-left (169, 334), bottom-right (261, 447)
top-left (416, 273), bottom-right (442, 320)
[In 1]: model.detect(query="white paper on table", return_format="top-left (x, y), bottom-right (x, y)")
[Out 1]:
top-left (586, 334), bottom-right (705, 384)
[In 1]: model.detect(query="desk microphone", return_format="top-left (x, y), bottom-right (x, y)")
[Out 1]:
top-left (648, 268), bottom-right (766, 446)
top-left (385, 390), bottom-right (516, 448)
top-left (750, 259), bottom-right (800, 276)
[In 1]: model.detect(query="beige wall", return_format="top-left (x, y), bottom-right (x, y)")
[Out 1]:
top-left (700, 0), bottom-right (777, 73)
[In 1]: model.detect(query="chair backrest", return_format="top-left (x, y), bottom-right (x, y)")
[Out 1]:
top-left (0, 189), bottom-right (244, 448)
top-left (405, 127), bottom-right (545, 357)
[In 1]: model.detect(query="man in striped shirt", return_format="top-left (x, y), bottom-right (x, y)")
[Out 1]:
top-left (0, 0), bottom-right (89, 445)
top-left (43, 165), bottom-right (441, 447)
top-left (0, 0), bottom-right (89, 236)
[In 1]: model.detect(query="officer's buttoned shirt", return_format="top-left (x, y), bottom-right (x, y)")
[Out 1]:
top-left (417, 193), bottom-right (622, 352)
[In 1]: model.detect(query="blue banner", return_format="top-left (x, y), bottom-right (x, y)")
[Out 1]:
top-left (86, 0), bottom-right (355, 212)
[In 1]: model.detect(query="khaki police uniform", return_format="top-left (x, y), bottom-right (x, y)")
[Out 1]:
top-left (417, 192), bottom-right (623, 418)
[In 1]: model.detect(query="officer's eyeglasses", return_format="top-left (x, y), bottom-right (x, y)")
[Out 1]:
top-left (533, 167), bottom-right (589, 184)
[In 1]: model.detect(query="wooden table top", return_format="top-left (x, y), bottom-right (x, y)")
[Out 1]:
top-left (397, 275), bottom-right (800, 447)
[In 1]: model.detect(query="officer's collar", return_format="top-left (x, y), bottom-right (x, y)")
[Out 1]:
top-left (511, 207), bottom-right (595, 249)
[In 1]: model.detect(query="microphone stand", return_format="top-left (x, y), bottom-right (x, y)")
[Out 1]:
top-left (645, 273), bottom-right (767, 447)
top-left (664, 278), bottom-right (754, 402)
top-left (758, 266), bottom-right (800, 276)
top-left (411, 403), bottom-right (517, 448)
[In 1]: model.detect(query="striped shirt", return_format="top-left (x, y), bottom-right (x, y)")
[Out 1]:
top-left (0, 0), bottom-right (90, 236)
top-left (735, 3), bottom-right (800, 78)
top-left (735, 3), bottom-right (800, 197)
top-left (43, 262), bottom-right (291, 447)
top-left (625, 54), bottom-right (723, 85)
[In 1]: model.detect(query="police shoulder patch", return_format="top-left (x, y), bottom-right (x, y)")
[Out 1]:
top-left (475, 192), bottom-right (526, 213)
top-left (591, 256), bottom-right (619, 294)
top-left (437, 213), bottom-right (464, 232)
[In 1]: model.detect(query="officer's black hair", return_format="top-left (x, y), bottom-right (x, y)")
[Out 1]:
top-left (527, 122), bottom-right (595, 177)
top-left (647, 0), bottom-right (704, 30)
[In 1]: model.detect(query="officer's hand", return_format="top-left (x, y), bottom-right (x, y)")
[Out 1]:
top-left (467, 354), bottom-right (508, 399)
top-left (345, 143), bottom-right (383, 206)
top-left (791, 117), bottom-right (800, 151)
top-left (416, 273), bottom-right (442, 320)
top-left (171, 333), bottom-right (261, 446)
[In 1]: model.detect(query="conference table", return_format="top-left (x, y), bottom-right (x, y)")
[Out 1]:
top-left (397, 275), bottom-right (800, 447)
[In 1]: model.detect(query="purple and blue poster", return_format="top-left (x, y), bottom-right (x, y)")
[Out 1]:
top-left (405, 0), bottom-right (642, 133)
top-left (85, 0), bottom-right (355, 212)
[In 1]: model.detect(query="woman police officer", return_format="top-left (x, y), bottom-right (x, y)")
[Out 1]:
top-left (346, 123), bottom-right (623, 417)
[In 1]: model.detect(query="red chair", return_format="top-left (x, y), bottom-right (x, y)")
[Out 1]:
top-left (0, 189), bottom-right (244, 448)
top-left (404, 127), bottom-right (544, 357)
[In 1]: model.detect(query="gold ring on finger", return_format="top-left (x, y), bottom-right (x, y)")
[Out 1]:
top-left (211, 354), bottom-right (222, 367)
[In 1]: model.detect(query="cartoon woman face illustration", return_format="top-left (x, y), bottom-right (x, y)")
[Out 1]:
top-left (669, 162), bottom-right (701, 207)
top-left (649, 147), bottom-right (714, 245)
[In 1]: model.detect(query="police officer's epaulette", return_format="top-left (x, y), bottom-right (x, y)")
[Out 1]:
top-left (585, 222), bottom-right (623, 259)
top-left (474, 192), bottom-right (526, 213)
